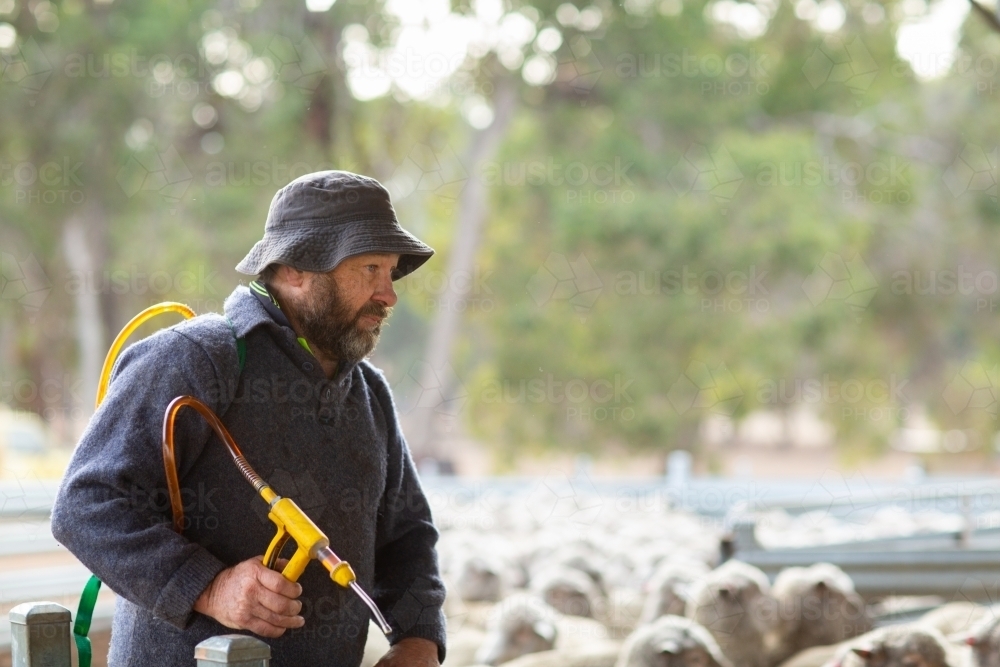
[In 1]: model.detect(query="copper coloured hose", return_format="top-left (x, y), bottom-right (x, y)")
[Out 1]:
top-left (161, 395), bottom-right (270, 533)
top-left (159, 395), bottom-right (394, 635)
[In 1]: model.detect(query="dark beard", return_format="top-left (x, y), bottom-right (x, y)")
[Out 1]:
top-left (291, 273), bottom-right (391, 364)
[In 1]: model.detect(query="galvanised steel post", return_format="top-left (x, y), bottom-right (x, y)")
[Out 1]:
top-left (195, 634), bottom-right (271, 667)
top-left (9, 601), bottom-right (72, 667)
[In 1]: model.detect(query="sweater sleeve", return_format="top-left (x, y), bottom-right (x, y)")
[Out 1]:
top-left (367, 367), bottom-right (448, 664)
top-left (50, 324), bottom-right (237, 630)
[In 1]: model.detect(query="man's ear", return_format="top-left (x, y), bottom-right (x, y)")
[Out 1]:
top-left (275, 265), bottom-right (306, 288)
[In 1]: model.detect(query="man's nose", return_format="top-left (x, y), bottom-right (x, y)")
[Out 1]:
top-left (373, 275), bottom-right (397, 308)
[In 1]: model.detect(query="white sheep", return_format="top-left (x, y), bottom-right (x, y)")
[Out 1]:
top-left (616, 615), bottom-right (734, 667)
top-left (456, 554), bottom-right (506, 602)
top-left (475, 594), bottom-right (561, 665)
top-left (531, 565), bottom-right (605, 619)
top-left (825, 624), bottom-right (969, 667)
top-left (963, 609), bottom-right (1000, 667)
top-left (685, 560), bottom-right (776, 667)
top-left (775, 644), bottom-right (841, 667)
top-left (494, 641), bottom-right (623, 667)
top-left (919, 602), bottom-right (991, 638)
top-left (767, 563), bottom-right (871, 665)
top-left (640, 559), bottom-right (711, 625)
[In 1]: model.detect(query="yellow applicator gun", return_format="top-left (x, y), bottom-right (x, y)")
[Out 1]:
top-left (161, 395), bottom-right (393, 635)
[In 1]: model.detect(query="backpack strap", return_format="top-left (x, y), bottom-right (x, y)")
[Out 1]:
top-left (73, 575), bottom-right (102, 667)
top-left (226, 317), bottom-right (246, 373)
top-left (75, 312), bottom-right (247, 667)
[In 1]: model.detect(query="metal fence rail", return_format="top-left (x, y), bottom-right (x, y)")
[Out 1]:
top-left (0, 565), bottom-right (94, 605)
top-left (0, 480), bottom-right (60, 519)
top-left (7, 475), bottom-right (1000, 518)
top-left (736, 546), bottom-right (1000, 600)
top-left (0, 522), bottom-right (61, 557)
top-left (728, 513), bottom-right (1000, 601)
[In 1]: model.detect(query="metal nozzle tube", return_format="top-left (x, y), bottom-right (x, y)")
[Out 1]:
top-left (316, 546), bottom-right (392, 635)
top-left (350, 581), bottom-right (393, 636)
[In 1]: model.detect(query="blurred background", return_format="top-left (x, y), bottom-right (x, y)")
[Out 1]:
top-left (3, 0), bottom-right (1000, 482)
top-left (4, 0), bottom-right (1000, 664)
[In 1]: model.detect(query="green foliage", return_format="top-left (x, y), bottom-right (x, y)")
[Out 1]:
top-left (2, 0), bottom-right (999, 465)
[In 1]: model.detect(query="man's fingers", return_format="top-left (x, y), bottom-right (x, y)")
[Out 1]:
top-left (246, 617), bottom-right (287, 639)
top-left (254, 560), bottom-right (303, 598)
top-left (257, 586), bottom-right (303, 617)
top-left (253, 605), bottom-right (305, 630)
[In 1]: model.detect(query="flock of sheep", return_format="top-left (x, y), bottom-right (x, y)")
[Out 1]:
top-left (359, 488), bottom-right (999, 667)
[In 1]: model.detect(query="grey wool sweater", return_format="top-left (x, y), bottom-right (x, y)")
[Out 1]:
top-left (50, 285), bottom-right (447, 667)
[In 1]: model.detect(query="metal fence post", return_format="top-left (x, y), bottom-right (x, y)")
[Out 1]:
top-left (195, 635), bottom-right (271, 667)
top-left (9, 601), bottom-right (72, 667)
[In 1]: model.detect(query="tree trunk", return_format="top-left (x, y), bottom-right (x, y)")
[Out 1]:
top-left (407, 78), bottom-right (519, 466)
top-left (63, 211), bottom-right (105, 418)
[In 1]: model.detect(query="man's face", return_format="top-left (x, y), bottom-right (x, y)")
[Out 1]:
top-left (289, 253), bottom-right (400, 364)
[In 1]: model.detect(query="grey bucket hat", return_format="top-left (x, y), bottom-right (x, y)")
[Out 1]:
top-left (236, 170), bottom-right (434, 279)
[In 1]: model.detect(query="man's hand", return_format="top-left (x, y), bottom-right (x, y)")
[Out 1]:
top-left (194, 556), bottom-right (304, 638)
top-left (374, 637), bottom-right (440, 667)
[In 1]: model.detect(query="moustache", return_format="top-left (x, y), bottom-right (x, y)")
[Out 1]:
top-left (355, 301), bottom-right (391, 324)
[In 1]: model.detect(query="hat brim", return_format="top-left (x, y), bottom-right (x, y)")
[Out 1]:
top-left (236, 218), bottom-right (434, 280)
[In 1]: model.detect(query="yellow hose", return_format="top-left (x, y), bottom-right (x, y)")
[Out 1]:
top-left (94, 300), bottom-right (394, 635)
top-left (95, 302), bottom-right (196, 408)
top-left (77, 301), bottom-right (196, 667)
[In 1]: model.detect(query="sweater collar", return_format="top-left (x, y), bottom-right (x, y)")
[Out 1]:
top-left (248, 281), bottom-right (315, 356)
top-left (223, 283), bottom-right (360, 385)
top-left (224, 283), bottom-right (285, 339)
top-left (248, 280), bottom-right (292, 328)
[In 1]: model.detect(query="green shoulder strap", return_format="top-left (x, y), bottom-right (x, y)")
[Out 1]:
top-left (73, 575), bottom-right (102, 667)
top-left (73, 317), bottom-right (246, 667)
top-left (228, 317), bottom-right (246, 372)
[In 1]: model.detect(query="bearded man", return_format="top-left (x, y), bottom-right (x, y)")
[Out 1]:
top-left (51, 171), bottom-right (446, 667)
